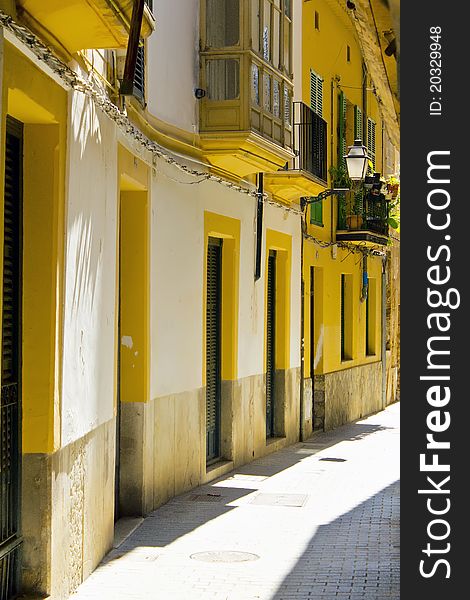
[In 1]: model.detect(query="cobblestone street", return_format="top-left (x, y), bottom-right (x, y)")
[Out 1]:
top-left (70, 404), bottom-right (400, 600)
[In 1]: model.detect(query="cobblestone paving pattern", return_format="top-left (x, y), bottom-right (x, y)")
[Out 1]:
top-left (70, 403), bottom-right (400, 600)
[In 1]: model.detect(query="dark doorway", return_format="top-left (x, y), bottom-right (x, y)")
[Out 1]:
top-left (206, 238), bottom-right (222, 463)
top-left (115, 203), bottom-right (122, 522)
top-left (0, 116), bottom-right (23, 597)
top-left (266, 251), bottom-right (276, 438)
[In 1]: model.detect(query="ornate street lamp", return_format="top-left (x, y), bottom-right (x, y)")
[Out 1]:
top-left (344, 139), bottom-right (369, 181)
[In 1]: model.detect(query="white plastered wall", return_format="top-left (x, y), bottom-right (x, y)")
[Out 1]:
top-left (149, 158), bottom-right (301, 400)
top-left (146, 0), bottom-right (199, 134)
top-left (61, 90), bottom-right (118, 447)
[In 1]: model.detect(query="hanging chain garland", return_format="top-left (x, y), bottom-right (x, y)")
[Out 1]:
top-left (0, 11), bottom-right (387, 258)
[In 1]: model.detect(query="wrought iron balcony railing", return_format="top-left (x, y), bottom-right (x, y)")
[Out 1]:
top-left (338, 190), bottom-right (389, 236)
top-left (292, 102), bottom-right (327, 183)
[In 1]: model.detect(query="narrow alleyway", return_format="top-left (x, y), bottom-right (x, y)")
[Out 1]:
top-left (71, 404), bottom-right (399, 600)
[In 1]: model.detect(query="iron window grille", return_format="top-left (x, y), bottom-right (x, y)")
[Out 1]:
top-left (292, 102), bottom-right (327, 183)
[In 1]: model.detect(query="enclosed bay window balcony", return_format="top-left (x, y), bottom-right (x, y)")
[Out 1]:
top-left (16, 0), bottom-right (155, 53)
top-left (199, 0), bottom-right (294, 178)
top-left (264, 102), bottom-right (328, 203)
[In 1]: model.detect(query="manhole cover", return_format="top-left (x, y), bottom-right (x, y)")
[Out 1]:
top-left (319, 457), bottom-right (347, 462)
top-left (190, 551), bottom-right (260, 563)
top-left (250, 493), bottom-right (308, 507)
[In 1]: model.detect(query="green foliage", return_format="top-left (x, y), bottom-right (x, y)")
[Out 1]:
top-left (386, 177), bottom-right (400, 232)
top-left (329, 164), bottom-right (351, 188)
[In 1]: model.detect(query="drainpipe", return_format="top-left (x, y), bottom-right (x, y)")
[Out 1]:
top-left (362, 62), bottom-right (368, 140)
top-left (255, 173), bottom-right (264, 281)
top-left (330, 78), bottom-right (336, 243)
top-left (381, 255), bottom-right (388, 409)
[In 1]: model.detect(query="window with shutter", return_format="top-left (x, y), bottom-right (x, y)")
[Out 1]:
top-left (133, 43), bottom-right (145, 102)
top-left (310, 199), bottom-right (323, 225)
top-left (310, 69), bottom-right (323, 117)
top-left (367, 117), bottom-right (376, 170)
top-left (338, 91), bottom-right (347, 166)
top-left (266, 251), bottom-right (276, 438)
top-left (354, 105), bottom-right (363, 142)
top-left (0, 116), bottom-right (23, 596)
top-left (206, 238), bottom-right (222, 462)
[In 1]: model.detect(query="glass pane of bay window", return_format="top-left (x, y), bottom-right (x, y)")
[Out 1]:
top-left (284, 85), bottom-right (291, 124)
top-left (273, 79), bottom-right (280, 117)
top-left (252, 63), bottom-right (260, 105)
top-left (264, 73), bottom-right (272, 112)
top-left (273, 7), bottom-right (280, 69)
top-left (207, 0), bottom-right (240, 47)
top-left (263, 0), bottom-right (271, 61)
top-left (252, 0), bottom-right (260, 53)
top-left (284, 0), bottom-right (291, 18)
top-left (206, 59), bottom-right (240, 100)
top-left (283, 15), bottom-right (291, 72)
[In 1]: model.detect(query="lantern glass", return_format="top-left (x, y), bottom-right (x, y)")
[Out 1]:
top-left (345, 140), bottom-right (369, 181)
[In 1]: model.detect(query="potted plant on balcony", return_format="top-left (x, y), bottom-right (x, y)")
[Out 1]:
top-left (329, 164), bottom-right (363, 230)
top-left (345, 191), bottom-right (364, 230)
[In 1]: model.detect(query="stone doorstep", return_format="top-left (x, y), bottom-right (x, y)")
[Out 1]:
top-left (113, 516), bottom-right (144, 548)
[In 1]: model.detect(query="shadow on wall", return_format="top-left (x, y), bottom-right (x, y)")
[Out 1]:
top-left (271, 480), bottom-right (400, 599)
top-left (72, 91), bottom-right (102, 159)
top-left (69, 213), bottom-right (100, 314)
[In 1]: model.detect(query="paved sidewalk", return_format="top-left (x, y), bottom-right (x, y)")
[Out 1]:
top-left (71, 404), bottom-right (400, 600)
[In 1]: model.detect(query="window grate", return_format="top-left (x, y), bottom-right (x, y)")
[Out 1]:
top-left (1, 116), bottom-right (23, 598)
top-left (293, 102), bottom-right (327, 182)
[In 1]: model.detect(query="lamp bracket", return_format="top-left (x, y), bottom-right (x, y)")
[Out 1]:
top-left (301, 188), bottom-right (350, 210)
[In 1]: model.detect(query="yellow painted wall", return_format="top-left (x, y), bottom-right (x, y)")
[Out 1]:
top-left (301, 1), bottom-right (386, 380)
top-left (1, 43), bottom-right (67, 453)
top-left (119, 190), bottom-right (150, 404)
top-left (117, 147), bottom-right (150, 405)
top-left (303, 241), bottom-right (383, 378)
top-left (302, 0), bottom-right (385, 241)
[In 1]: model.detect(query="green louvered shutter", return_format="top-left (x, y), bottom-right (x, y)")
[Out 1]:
top-left (206, 238), bottom-right (222, 462)
top-left (367, 117), bottom-right (376, 171)
top-left (310, 70), bottom-right (323, 117)
top-left (310, 199), bottom-right (323, 225)
top-left (354, 105), bottom-right (363, 142)
top-left (0, 116), bottom-right (23, 597)
top-left (266, 251), bottom-right (276, 438)
top-left (338, 91), bottom-right (347, 166)
top-left (133, 44), bottom-right (145, 102)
